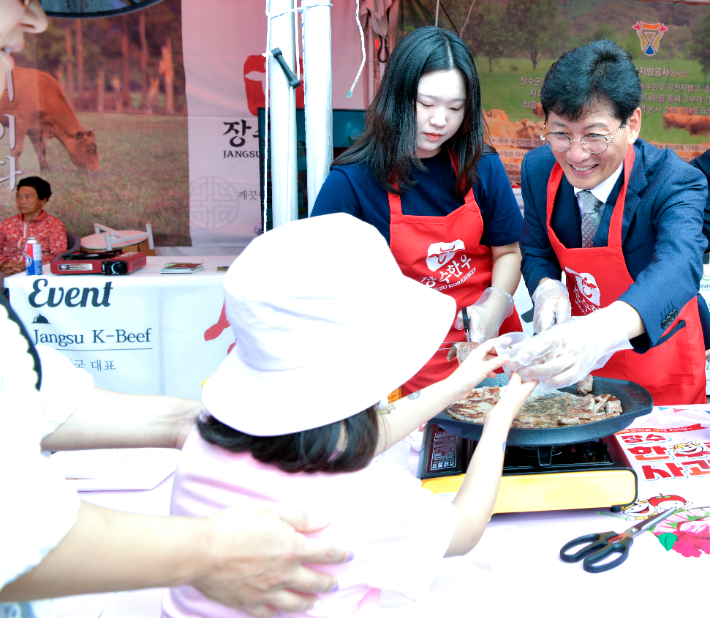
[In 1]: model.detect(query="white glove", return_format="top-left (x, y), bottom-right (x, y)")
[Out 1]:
top-left (455, 287), bottom-right (515, 345)
top-left (531, 278), bottom-right (572, 334)
top-left (510, 310), bottom-right (633, 390)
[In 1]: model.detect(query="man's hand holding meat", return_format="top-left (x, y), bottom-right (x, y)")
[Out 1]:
top-left (531, 278), bottom-right (572, 334)
top-left (514, 302), bottom-right (636, 389)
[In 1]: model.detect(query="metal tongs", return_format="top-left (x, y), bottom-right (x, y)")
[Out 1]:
top-left (438, 310), bottom-right (472, 352)
top-left (462, 308), bottom-right (472, 343)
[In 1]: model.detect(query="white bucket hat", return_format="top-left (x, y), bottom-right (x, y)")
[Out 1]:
top-left (202, 213), bottom-right (456, 436)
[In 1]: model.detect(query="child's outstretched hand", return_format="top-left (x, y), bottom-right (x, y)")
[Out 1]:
top-left (490, 372), bottom-right (538, 426)
top-left (445, 340), bottom-right (509, 402)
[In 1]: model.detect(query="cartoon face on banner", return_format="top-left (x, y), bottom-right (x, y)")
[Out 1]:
top-left (671, 440), bottom-right (710, 459)
top-left (620, 494), bottom-right (692, 521)
top-left (649, 494), bottom-right (689, 511)
top-left (621, 499), bottom-right (660, 520)
top-left (243, 55), bottom-right (304, 117)
top-left (564, 266), bottom-right (600, 314)
top-left (426, 240), bottom-right (465, 273)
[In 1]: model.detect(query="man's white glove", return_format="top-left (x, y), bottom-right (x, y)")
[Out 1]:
top-left (455, 287), bottom-right (515, 345)
top-left (531, 278), bottom-right (572, 334)
top-left (511, 310), bottom-right (632, 389)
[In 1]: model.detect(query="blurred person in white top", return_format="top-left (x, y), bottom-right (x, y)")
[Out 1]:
top-left (0, 4), bottom-right (349, 617)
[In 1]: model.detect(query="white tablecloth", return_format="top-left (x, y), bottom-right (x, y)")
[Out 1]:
top-left (6, 256), bottom-right (236, 400)
top-left (44, 405), bottom-right (710, 617)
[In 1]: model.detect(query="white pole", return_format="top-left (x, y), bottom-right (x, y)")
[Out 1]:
top-left (303, 0), bottom-right (333, 214)
top-left (269, 0), bottom-right (299, 228)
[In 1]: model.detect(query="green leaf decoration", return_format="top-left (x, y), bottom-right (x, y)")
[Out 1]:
top-left (658, 533), bottom-right (677, 551)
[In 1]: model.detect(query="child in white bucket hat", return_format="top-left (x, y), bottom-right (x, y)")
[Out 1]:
top-left (163, 214), bottom-right (536, 618)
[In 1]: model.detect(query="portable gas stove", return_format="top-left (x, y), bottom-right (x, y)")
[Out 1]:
top-left (416, 375), bottom-right (654, 513)
top-left (418, 424), bottom-right (638, 513)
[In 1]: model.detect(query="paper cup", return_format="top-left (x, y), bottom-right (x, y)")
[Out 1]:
top-left (493, 332), bottom-right (530, 376)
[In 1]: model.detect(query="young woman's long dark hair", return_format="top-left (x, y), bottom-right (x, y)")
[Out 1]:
top-left (334, 26), bottom-right (485, 200)
top-left (197, 405), bottom-right (381, 474)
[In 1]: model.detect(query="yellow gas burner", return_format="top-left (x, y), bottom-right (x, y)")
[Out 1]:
top-left (418, 426), bottom-right (637, 514)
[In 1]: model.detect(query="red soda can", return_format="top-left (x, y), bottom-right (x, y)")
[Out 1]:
top-left (24, 237), bottom-right (43, 275)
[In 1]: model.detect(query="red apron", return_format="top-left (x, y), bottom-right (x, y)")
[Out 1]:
top-left (389, 156), bottom-right (522, 396)
top-left (546, 145), bottom-right (706, 405)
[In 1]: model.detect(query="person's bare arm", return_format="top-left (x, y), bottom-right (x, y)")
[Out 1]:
top-left (445, 374), bottom-right (537, 556)
top-left (41, 388), bottom-right (204, 451)
top-left (374, 341), bottom-right (509, 456)
top-left (0, 501), bottom-right (348, 618)
top-left (490, 242), bottom-right (522, 297)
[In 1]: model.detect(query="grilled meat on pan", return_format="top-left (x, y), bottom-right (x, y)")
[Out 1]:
top-left (447, 385), bottom-right (623, 429)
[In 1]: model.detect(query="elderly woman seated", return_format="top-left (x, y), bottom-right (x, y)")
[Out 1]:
top-left (0, 176), bottom-right (67, 276)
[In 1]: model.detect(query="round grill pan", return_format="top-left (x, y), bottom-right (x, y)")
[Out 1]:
top-left (432, 377), bottom-right (653, 447)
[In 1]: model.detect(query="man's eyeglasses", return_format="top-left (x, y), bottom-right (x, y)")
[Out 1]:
top-left (16, 194), bottom-right (36, 202)
top-left (541, 123), bottom-right (626, 155)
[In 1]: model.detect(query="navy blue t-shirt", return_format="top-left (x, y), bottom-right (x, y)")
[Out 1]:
top-left (311, 149), bottom-right (522, 246)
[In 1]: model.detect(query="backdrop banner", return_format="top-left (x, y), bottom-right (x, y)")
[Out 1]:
top-left (3, 0), bottom-right (710, 246)
top-left (401, 0), bottom-right (710, 186)
top-left (0, 0), bottom-right (192, 246)
top-left (0, 0), bottom-right (367, 249)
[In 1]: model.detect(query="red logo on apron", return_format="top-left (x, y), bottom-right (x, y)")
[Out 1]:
top-left (425, 240), bottom-right (465, 271)
top-left (565, 266), bottom-right (600, 314)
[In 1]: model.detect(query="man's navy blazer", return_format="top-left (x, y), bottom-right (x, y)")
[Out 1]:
top-left (689, 147), bottom-right (710, 250)
top-left (520, 138), bottom-right (708, 350)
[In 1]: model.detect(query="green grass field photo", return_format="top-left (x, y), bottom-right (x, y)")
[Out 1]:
top-left (0, 113), bottom-right (190, 247)
top-left (477, 56), bottom-right (710, 146)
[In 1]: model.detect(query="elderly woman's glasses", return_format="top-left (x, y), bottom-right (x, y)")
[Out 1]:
top-left (541, 123), bottom-right (626, 155)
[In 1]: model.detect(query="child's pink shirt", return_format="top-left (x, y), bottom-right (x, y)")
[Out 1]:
top-left (162, 428), bottom-right (456, 618)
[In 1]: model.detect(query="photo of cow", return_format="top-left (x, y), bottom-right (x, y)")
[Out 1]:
top-left (0, 0), bottom-right (189, 246)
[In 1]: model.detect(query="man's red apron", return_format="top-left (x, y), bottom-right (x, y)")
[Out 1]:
top-left (388, 157), bottom-right (522, 396)
top-left (546, 145), bottom-right (706, 405)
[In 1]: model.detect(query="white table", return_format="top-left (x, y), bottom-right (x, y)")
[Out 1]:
top-left (6, 256), bottom-right (237, 400)
top-left (47, 405), bottom-right (710, 617)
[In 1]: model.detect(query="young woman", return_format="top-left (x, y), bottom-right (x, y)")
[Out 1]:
top-left (312, 26), bottom-right (524, 396)
top-left (164, 213), bottom-right (537, 618)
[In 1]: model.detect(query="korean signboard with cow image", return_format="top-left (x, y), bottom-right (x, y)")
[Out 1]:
top-left (401, 0), bottom-right (710, 186)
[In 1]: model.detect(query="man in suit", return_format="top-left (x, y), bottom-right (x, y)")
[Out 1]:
top-left (690, 148), bottom-right (710, 250)
top-left (517, 39), bottom-right (708, 405)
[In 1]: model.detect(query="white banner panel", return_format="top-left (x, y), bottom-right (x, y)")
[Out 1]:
top-left (6, 257), bottom-right (235, 399)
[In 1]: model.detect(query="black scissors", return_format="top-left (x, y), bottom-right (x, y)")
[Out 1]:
top-left (560, 507), bottom-right (678, 573)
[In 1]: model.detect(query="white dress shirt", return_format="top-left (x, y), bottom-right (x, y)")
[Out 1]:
top-left (573, 161), bottom-right (624, 219)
